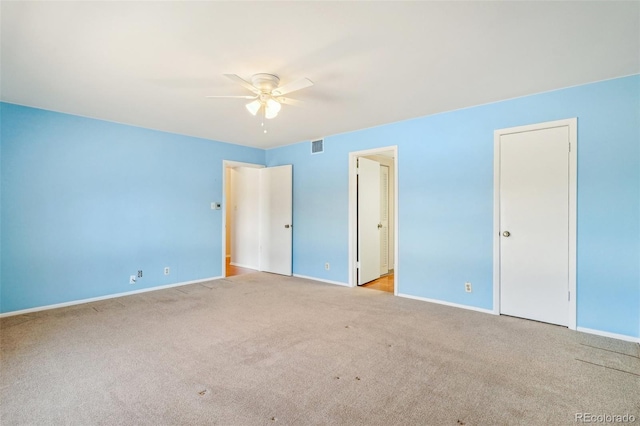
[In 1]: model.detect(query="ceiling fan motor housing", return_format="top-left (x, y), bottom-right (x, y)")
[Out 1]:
top-left (251, 73), bottom-right (280, 92)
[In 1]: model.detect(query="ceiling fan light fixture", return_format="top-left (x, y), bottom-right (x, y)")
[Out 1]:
top-left (245, 100), bottom-right (261, 116)
top-left (265, 99), bottom-right (281, 119)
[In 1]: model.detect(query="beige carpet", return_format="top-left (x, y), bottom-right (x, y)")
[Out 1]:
top-left (1, 273), bottom-right (638, 425)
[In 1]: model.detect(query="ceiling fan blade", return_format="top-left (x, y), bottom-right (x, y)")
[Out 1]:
top-left (205, 95), bottom-right (257, 99)
top-left (276, 97), bottom-right (303, 106)
top-left (223, 74), bottom-right (261, 94)
top-left (271, 77), bottom-right (314, 96)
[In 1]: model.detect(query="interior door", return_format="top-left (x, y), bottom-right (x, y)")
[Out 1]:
top-left (358, 157), bottom-right (381, 285)
top-left (259, 165), bottom-right (293, 276)
top-left (230, 167), bottom-right (261, 270)
top-left (499, 126), bottom-right (570, 326)
top-left (380, 165), bottom-right (390, 275)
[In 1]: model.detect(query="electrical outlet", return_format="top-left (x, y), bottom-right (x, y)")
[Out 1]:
top-left (164, 267), bottom-right (170, 275)
top-left (130, 275), bottom-right (136, 285)
top-left (465, 282), bottom-right (472, 293)
top-left (325, 262), bottom-right (330, 270)
top-left (137, 270), bottom-right (143, 278)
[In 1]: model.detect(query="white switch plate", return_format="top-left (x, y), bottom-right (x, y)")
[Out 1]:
top-left (130, 275), bottom-right (136, 285)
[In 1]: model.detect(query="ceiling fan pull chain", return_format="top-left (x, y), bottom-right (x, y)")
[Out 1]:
top-left (262, 106), bottom-right (267, 134)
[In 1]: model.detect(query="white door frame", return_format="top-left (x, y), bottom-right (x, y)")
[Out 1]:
top-left (349, 146), bottom-right (399, 295)
top-left (492, 118), bottom-right (577, 329)
top-left (221, 160), bottom-right (265, 277)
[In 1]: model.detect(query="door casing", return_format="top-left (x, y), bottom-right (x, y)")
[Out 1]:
top-left (492, 118), bottom-right (577, 329)
top-left (349, 146), bottom-right (398, 294)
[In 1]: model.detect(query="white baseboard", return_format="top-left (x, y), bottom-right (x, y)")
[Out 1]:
top-left (293, 274), bottom-right (350, 287)
top-left (0, 276), bottom-right (223, 318)
top-left (397, 293), bottom-right (496, 315)
top-left (229, 262), bottom-right (258, 270)
top-left (577, 327), bottom-right (640, 343)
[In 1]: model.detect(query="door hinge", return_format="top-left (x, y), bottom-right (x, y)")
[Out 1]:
top-left (568, 291), bottom-right (571, 301)
top-left (569, 143), bottom-right (571, 152)
top-left (356, 261), bottom-right (360, 268)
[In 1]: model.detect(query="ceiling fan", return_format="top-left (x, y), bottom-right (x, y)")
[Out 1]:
top-left (207, 73), bottom-right (314, 120)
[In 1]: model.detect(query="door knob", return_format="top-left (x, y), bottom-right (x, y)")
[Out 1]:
top-left (284, 224), bottom-right (291, 229)
top-left (377, 223), bottom-right (382, 229)
top-left (502, 231), bottom-right (510, 237)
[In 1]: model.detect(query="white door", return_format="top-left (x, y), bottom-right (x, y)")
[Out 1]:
top-left (259, 165), bottom-right (293, 276)
top-left (380, 165), bottom-right (390, 275)
top-left (230, 167), bottom-right (261, 270)
top-left (499, 126), bottom-right (570, 326)
top-left (358, 157), bottom-right (381, 285)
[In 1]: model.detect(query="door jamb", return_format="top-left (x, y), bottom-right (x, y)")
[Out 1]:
top-left (222, 160), bottom-right (265, 277)
top-left (492, 118), bottom-right (577, 329)
top-left (348, 146), bottom-right (399, 295)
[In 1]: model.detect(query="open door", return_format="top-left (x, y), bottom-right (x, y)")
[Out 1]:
top-left (259, 165), bottom-right (293, 276)
top-left (380, 165), bottom-right (390, 275)
top-left (358, 157), bottom-right (381, 285)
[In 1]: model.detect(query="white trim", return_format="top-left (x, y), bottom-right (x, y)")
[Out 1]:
top-left (397, 293), bottom-right (496, 315)
top-left (0, 276), bottom-right (223, 318)
top-left (222, 160), bottom-right (265, 277)
top-left (229, 262), bottom-right (258, 270)
top-left (577, 327), bottom-right (640, 344)
top-left (493, 118), bottom-right (577, 330)
top-left (293, 274), bottom-right (350, 287)
top-left (348, 146), bottom-right (399, 296)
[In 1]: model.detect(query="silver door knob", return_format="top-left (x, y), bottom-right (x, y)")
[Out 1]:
top-left (284, 224), bottom-right (291, 228)
top-left (502, 231), bottom-right (510, 237)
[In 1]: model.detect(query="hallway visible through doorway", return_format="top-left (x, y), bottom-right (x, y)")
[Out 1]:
top-left (226, 257), bottom-right (256, 277)
top-left (361, 272), bottom-right (394, 293)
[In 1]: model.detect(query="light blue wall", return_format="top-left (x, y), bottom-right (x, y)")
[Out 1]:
top-left (267, 75), bottom-right (640, 338)
top-left (2, 76), bottom-right (638, 338)
top-left (0, 103), bottom-right (264, 313)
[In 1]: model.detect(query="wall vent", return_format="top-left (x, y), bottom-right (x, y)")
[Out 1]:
top-left (311, 139), bottom-right (324, 154)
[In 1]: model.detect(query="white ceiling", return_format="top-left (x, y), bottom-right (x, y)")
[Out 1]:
top-left (1, 1), bottom-right (638, 149)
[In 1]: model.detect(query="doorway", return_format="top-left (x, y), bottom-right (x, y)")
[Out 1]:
top-left (493, 119), bottom-right (577, 329)
top-left (223, 161), bottom-right (263, 277)
top-left (348, 146), bottom-right (398, 294)
top-left (222, 161), bottom-right (293, 278)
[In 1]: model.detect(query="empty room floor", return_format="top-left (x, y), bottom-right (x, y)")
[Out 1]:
top-left (1, 273), bottom-right (638, 425)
